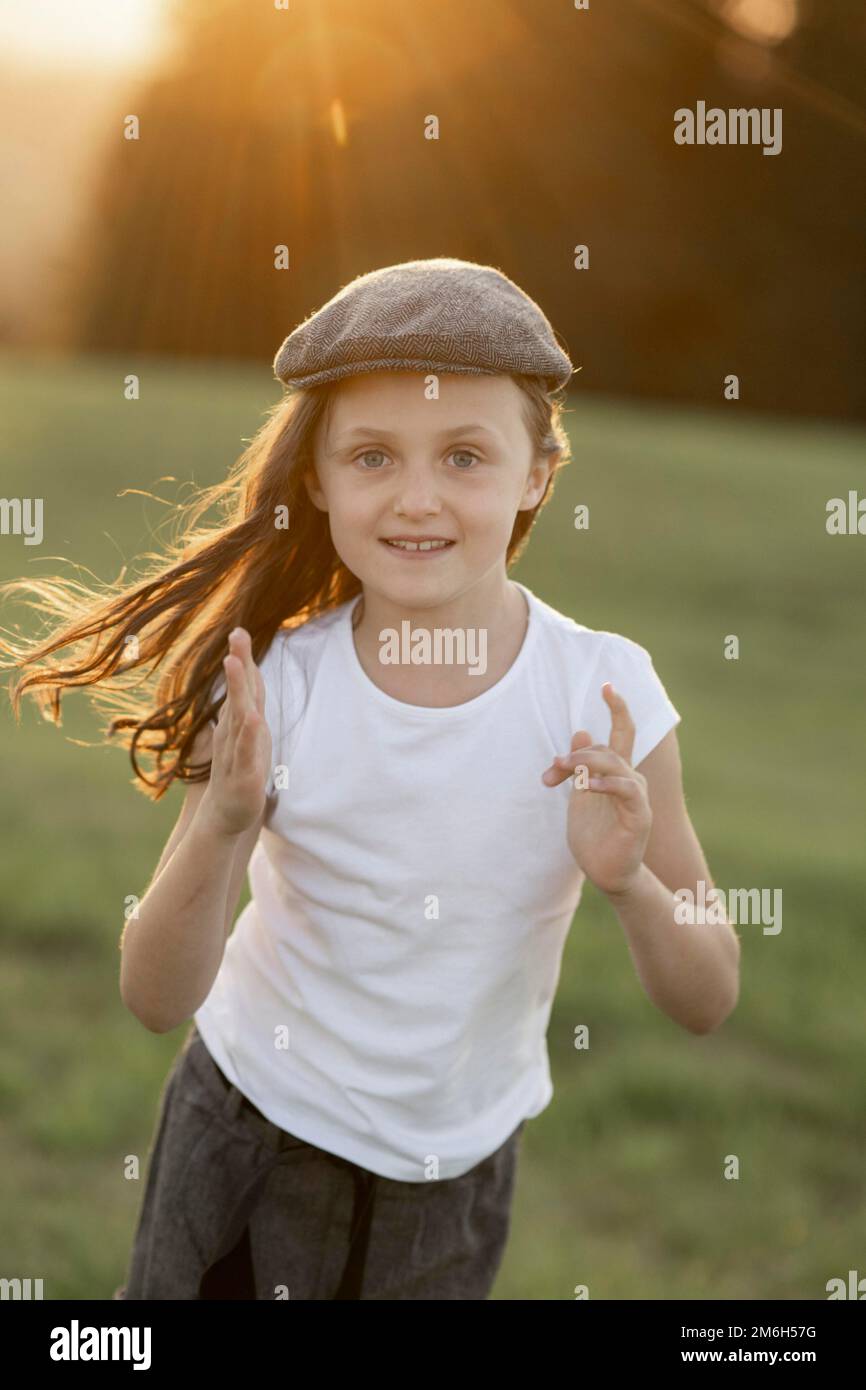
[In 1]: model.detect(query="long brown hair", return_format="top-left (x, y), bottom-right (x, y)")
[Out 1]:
top-left (0, 372), bottom-right (572, 801)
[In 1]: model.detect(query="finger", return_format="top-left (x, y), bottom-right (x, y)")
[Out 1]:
top-left (211, 695), bottom-right (229, 742)
top-left (603, 683), bottom-right (636, 764)
top-left (542, 759), bottom-right (579, 787)
top-left (237, 629), bottom-right (267, 715)
top-left (228, 627), bottom-right (258, 704)
top-left (585, 774), bottom-right (644, 801)
top-left (542, 743), bottom-right (611, 787)
top-left (551, 746), bottom-right (628, 773)
top-left (542, 753), bottom-right (610, 785)
top-left (567, 748), bottom-right (629, 779)
top-left (211, 689), bottom-right (233, 772)
top-left (222, 651), bottom-right (251, 727)
top-left (228, 706), bottom-right (262, 773)
top-left (541, 731), bottom-right (596, 784)
top-left (554, 742), bottom-right (608, 762)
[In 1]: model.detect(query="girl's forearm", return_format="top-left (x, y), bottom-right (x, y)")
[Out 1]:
top-left (604, 862), bottom-right (740, 1034)
top-left (119, 803), bottom-right (242, 1033)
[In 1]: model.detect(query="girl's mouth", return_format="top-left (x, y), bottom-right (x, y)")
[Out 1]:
top-left (380, 538), bottom-right (456, 556)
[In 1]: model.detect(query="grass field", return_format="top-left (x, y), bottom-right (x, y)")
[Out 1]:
top-left (1, 350), bottom-right (864, 1299)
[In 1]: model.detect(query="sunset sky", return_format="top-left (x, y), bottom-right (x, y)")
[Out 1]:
top-left (0, 0), bottom-right (171, 68)
top-left (0, 0), bottom-right (797, 71)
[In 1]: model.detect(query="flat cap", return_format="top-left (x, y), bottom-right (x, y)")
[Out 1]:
top-left (273, 257), bottom-right (575, 393)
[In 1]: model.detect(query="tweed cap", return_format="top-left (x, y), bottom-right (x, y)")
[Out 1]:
top-left (273, 257), bottom-right (575, 393)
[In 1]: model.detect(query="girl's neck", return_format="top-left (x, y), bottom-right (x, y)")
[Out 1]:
top-left (350, 579), bottom-right (529, 709)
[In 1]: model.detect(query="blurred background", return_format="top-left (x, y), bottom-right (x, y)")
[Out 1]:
top-left (0, 0), bottom-right (864, 1299)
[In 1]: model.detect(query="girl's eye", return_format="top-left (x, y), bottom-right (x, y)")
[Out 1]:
top-left (353, 448), bottom-right (480, 470)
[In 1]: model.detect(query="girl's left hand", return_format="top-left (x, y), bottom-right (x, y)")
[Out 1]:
top-left (541, 684), bottom-right (652, 897)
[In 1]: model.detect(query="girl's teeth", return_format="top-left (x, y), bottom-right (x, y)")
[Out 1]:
top-left (387, 539), bottom-right (451, 551)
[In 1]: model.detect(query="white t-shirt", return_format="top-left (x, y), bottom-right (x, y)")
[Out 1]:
top-left (194, 581), bottom-right (680, 1181)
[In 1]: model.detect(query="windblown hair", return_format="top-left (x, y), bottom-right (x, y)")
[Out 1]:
top-left (0, 372), bottom-right (572, 801)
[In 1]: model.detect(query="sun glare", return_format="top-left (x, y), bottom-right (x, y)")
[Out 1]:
top-left (330, 98), bottom-right (349, 147)
top-left (719, 0), bottom-right (798, 46)
top-left (0, 0), bottom-right (170, 69)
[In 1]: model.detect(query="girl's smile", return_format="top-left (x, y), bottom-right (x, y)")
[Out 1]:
top-left (379, 535), bottom-right (457, 556)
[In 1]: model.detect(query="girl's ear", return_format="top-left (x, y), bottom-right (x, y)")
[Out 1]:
top-left (519, 452), bottom-right (558, 510)
top-left (303, 467), bottom-right (328, 512)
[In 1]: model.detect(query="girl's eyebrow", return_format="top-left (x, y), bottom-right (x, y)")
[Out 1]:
top-left (333, 423), bottom-right (503, 446)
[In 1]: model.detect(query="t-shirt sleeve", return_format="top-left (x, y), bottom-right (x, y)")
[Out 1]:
top-left (581, 633), bottom-right (681, 768)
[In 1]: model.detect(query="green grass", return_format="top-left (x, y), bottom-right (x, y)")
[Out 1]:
top-left (0, 351), bottom-right (864, 1299)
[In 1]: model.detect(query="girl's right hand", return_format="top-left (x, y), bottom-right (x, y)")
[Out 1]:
top-left (200, 627), bottom-right (272, 838)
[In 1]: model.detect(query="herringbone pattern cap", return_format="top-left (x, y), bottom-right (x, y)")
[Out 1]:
top-left (273, 257), bottom-right (575, 392)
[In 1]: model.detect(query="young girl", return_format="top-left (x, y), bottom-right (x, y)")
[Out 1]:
top-left (3, 257), bottom-right (740, 1300)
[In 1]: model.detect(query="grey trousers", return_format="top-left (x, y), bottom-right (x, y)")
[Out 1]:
top-left (115, 1022), bottom-right (525, 1300)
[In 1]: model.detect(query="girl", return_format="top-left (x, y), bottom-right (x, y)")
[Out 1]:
top-left (2, 257), bottom-right (740, 1300)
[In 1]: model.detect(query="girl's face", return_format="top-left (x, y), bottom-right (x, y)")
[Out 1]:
top-left (305, 371), bottom-right (555, 605)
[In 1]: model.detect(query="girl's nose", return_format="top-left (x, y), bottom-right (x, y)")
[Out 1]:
top-left (394, 496), bottom-right (441, 517)
top-left (393, 475), bottom-right (442, 516)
